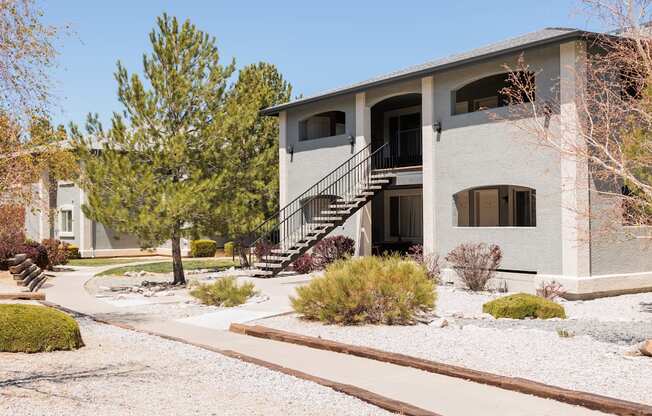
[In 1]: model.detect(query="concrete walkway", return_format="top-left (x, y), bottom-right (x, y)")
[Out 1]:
top-left (42, 264), bottom-right (607, 416)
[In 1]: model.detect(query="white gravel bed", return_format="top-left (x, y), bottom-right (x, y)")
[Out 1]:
top-left (256, 313), bottom-right (652, 406)
top-left (435, 285), bottom-right (652, 322)
top-left (0, 318), bottom-right (391, 416)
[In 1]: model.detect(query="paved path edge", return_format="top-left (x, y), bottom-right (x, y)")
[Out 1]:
top-left (37, 300), bottom-right (439, 416)
top-left (230, 323), bottom-right (652, 416)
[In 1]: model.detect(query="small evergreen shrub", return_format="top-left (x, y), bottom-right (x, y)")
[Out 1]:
top-left (407, 244), bottom-right (440, 281)
top-left (291, 256), bottom-right (436, 325)
top-left (224, 241), bottom-right (236, 257)
top-left (0, 304), bottom-right (84, 353)
top-left (190, 239), bottom-right (217, 258)
top-left (482, 293), bottom-right (566, 320)
top-left (42, 239), bottom-right (69, 269)
top-left (312, 235), bottom-right (355, 267)
top-left (445, 242), bottom-right (502, 291)
top-left (292, 253), bottom-right (316, 274)
top-left (66, 244), bottom-right (81, 259)
top-left (190, 277), bottom-right (257, 307)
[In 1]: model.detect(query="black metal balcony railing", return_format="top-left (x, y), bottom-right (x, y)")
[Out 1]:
top-left (373, 136), bottom-right (422, 169)
top-left (240, 141), bottom-right (401, 265)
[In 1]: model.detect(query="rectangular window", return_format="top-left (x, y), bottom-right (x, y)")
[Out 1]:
top-left (389, 194), bottom-right (423, 239)
top-left (60, 209), bottom-right (73, 236)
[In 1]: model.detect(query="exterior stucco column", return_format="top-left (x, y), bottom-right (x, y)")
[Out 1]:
top-left (355, 92), bottom-right (372, 256)
top-left (559, 41), bottom-right (591, 278)
top-left (278, 111), bottom-right (289, 209)
top-left (421, 75), bottom-right (437, 255)
top-left (36, 169), bottom-right (50, 242)
top-left (78, 186), bottom-right (94, 258)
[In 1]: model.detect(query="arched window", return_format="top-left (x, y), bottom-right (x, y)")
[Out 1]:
top-left (452, 72), bottom-right (534, 115)
top-left (453, 185), bottom-right (536, 227)
top-left (299, 111), bottom-right (346, 141)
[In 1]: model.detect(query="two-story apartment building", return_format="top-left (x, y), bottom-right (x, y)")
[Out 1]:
top-left (255, 27), bottom-right (652, 298)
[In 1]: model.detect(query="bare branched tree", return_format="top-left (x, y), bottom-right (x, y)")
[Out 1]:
top-left (501, 0), bottom-right (652, 229)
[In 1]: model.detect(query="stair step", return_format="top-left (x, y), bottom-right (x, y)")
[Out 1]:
top-left (363, 185), bottom-right (383, 190)
top-left (251, 269), bottom-right (274, 276)
top-left (313, 216), bottom-right (342, 222)
top-left (262, 255), bottom-right (292, 262)
top-left (320, 210), bottom-right (352, 215)
top-left (369, 179), bottom-right (390, 184)
top-left (357, 192), bottom-right (375, 196)
top-left (271, 249), bottom-right (301, 255)
top-left (254, 262), bottom-right (284, 269)
top-left (31, 275), bottom-right (48, 292)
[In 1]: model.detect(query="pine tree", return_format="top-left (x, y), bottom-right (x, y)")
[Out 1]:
top-left (74, 14), bottom-right (234, 284)
top-left (202, 63), bottom-right (291, 262)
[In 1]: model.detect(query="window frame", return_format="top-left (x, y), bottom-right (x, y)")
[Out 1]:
top-left (453, 185), bottom-right (536, 228)
top-left (298, 111), bottom-right (347, 141)
top-left (59, 206), bottom-right (74, 237)
top-left (383, 188), bottom-right (423, 242)
top-left (451, 71), bottom-right (535, 116)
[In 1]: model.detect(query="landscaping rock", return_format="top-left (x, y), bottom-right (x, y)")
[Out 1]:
top-left (430, 318), bottom-right (449, 328)
top-left (640, 340), bottom-right (652, 357)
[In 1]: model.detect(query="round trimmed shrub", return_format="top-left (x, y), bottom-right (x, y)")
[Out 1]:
top-left (291, 256), bottom-right (436, 325)
top-left (0, 304), bottom-right (84, 353)
top-left (224, 241), bottom-right (235, 257)
top-left (190, 239), bottom-right (217, 258)
top-left (482, 293), bottom-right (566, 320)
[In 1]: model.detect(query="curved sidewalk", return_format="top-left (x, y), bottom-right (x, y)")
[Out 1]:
top-left (42, 265), bottom-right (608, 416)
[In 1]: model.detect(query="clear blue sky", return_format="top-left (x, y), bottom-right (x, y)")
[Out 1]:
top-left (42, 0), bottom-right (605, 128)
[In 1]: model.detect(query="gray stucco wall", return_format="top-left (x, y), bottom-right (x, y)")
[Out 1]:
top-left (281, 44), bottom-right (567, 275)
top-left (589, 186), bottom-right (652, 275)
top-left (431, 44), bottom-right (563, 274)
top-left (284, 94), bottom-right (359, 241)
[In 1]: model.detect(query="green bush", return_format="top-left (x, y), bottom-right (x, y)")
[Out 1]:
top-left (190, 276), bottom-right (257, 307)
top-left (190, 239), bottom-right (217, 258)
top-left (224, 241), bottom-right (235, 257)
top-left (291, 256), bottom-right (436, 325)
top-left (66, 244), bottom-right (81, 259)
top-left (0, 304), bottom-right (84, 353)
top-left (482, 293), bottom-right (566, 320)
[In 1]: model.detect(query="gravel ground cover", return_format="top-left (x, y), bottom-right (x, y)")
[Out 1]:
top-left (255, 286), bottom-right (652, 406)
top-left (0, 318), bottom-right (391, 416)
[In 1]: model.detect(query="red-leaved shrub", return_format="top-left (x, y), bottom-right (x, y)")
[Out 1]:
top-left (292, 253), bottom-right (316, 274)
top-left (42, 239), bottom-right (69, 269)
top-left (445, 243), bottom-right (502, 291)
top-left (254, 239), bottom-right (274, 262)
top-left (312, 235), bottom-right (355, 268)
top-left (0, 205), bottom-right (26, 269)
top-left (21, 240), bottom-right (50, 269)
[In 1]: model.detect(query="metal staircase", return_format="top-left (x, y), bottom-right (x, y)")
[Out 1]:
top-left (242, 142), bottom-right (396, 277)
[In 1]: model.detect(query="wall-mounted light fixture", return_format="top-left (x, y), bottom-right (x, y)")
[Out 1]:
top-left (289, 145), bottom-right (294, 162)
top-left (347, 135), bottom-right (355, 153)
top-left (433, 121), bottom-right (442, 134)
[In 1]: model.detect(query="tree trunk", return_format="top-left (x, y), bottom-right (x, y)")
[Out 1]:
top-left (171, 235), bottom-right (185, 285)
top-left (237, 238), bottom-right (249, 268)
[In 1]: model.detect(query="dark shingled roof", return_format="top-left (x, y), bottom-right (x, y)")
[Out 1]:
top-left (262, 27), bottom-right (599, 116)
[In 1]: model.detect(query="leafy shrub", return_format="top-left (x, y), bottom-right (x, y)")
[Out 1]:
top-left (292, 253), bottom-right (317, 274)
top-left (190, 277), bottom-right (257, 307)
top-left (0, 304), bottom-right (84, 353)
top-left (224, 241), bottom-right (235, 257)
top-left (312, 235), bottom-right (355, 268)
top-left (445, 243), bottom-right (502, 291)
top-left (407, 244), bottom-right (440, 281)
top-left (66, 244), bottom-right (81, 259)
top-left (190, 239), bottom-right (217, 258)
top-left (21, 240), bottom-right (49, 269)
top-left (42, 239), bottom-right (69, 269)
top-left (536, 280), bottom-right (566, 300)
top-left (254, 239), bottom-right (274, 261)
top-left (291, 256), bottom-right (436, 325)
top-left (482, 293), bottom-right (566, 320)
top-left (0, 204), bottom-right (26, 269)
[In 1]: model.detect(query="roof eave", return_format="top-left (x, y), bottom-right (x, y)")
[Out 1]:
top-left (261, 30), bottom-right (600, 117)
